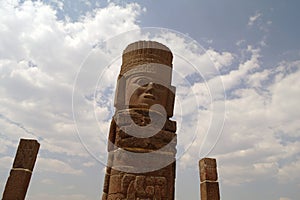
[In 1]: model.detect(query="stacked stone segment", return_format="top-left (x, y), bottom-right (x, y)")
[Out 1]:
top-left (102, 109), bottom-right (177, 200)
top-left (2, 139), bottom-right (40, 200)
top-left (120, 41), bottom-right (173, 76)
top-left (199, 158), bottom-right (220, 200)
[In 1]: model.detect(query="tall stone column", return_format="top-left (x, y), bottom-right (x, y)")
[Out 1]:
top-left (2, 138), bottom-right (40, 200)
top-left (102, 41), bottom-right (177, 200)
top-left (199, 158), bottom-right (220, 200)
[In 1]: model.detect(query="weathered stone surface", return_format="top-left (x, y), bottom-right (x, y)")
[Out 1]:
top-left (2, 170), bottom-right (32, 200)
top-left (164, 119), bottom-right (176, 132)
top-left (135, 176), bottom-right (146, 196)
top-left (200, 182), bottom-right (220, 200)
top-left (108, 175), bottom-right (122, 194)
top-left (145, 185), bottom-right (155, 196)
top-left (103, 170), bottom-right (111, 193)
top-left (107, 193), bottom-right (125, 200)
top-left (115, 109), bottom-right (167, 128)
top-left (101, 192), bottom-right (108, 200)
top-left (121, 174), bottom-right (135, 194)
top-left (115, 129), bottom-right (177, 152)
top-left (2, 139), bottom-right (40, 200)
top-left (105, 163), bottom-right (175, 199)
top-left (199, 158), bottom-right (218, 182)
top-left (110, 149), bottom-right (175, 172)
top-left (102, 41), bottom-right (177, 200)
top-left (13, 139), bottom-right (40, 170)
top-left (154, 185), bottom-right (162, 200)
top-left (199, 158), bottom-right (220, 200)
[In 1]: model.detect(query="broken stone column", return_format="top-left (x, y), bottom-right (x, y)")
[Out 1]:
top-left (2, 139), bottom-right (40, 200)
top-left (199, 158), bottom-right (220, 200)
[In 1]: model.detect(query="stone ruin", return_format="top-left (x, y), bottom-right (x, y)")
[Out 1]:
top-left (102, 41), bottom-right (177, 200)
top-left (2, 139), bottom-right (40, 200)
top-left (101, 41), bottom-right (220, 200)
top-left (1, 41), bottom-right (220, 200)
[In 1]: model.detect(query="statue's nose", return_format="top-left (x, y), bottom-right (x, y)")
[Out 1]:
top-left (148, 82), bottom-right (154, 87)
top-left (145, 82), bottom-right (154, 92)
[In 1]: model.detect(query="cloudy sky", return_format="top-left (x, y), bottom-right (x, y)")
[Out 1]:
top-left (1, 0), bottom-right (300, 200)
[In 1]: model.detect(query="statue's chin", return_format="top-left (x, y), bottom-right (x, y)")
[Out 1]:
top-left (128, 103), bottom-right (166, 117)
top-left (129, 103), bottom-right (150, 109)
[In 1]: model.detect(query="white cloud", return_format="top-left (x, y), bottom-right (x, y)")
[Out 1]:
top-left (0, 0), bottom-right (144, 157)
top-left (41, 178), bottom-right (54, 185)
top-left (174, 39), bottom-right (300, 188)
top-left (1, 1), bottom-right (299, 199)
top-left (0, 2), bottom-right (150, 198)
top-left (82, 161), bottom-right (96, 167)
top-left (210, 59), bottom-right (300, 185)
top-left (36, 157), bottom-right (83, 175)
top-left (278, 158), bottom-right (300, 183)
top-left (0, 156), bottom-right (13, 170)
top-left (248, 12), bottom-right (262, 26)
top-left (206, 49), bottom-right (234, 70)
top-left (28, 193), bottom-right (91, 200)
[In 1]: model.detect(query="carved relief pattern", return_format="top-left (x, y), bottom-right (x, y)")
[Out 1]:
top-left (107, 174), bottom-right (168, 200)
top-left (102, 109), bottom-right (176, 200)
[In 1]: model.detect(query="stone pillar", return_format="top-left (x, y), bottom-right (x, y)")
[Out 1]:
top-left (102, 41), bottom-right (177, 200)
top-left (2, 139), bottom-right (40, 200)
top-left (199, 158), bottom-right (220, 200)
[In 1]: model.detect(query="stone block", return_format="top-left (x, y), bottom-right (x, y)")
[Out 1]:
top-left (111, 149), bottom-right (175, 172)
top-left (2, 170), bottom-right (32, 200)
top-left (200, 182), bottom-right (220, 200)
top-left (199, 158), bottom-right (218, 182)
top-left (13, 139), bottom-right (40, 170)
top-left (2, 139), bottom-right (39, 200)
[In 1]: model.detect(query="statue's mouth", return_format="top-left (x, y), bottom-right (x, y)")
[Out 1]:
top-left (143, 94), bottom-right (155, 100)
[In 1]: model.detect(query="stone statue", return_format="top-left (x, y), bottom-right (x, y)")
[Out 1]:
top-left (102, 41), bottom-right (177, 200)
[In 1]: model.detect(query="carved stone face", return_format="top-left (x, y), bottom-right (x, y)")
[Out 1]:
top-left (125, 73), bottom-right (169, 109)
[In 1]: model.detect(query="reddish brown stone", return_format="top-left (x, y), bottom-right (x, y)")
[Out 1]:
top-left (145, 185), bottom-right (155, 196)
top-left (199, 158), bottom-right (218, 182)
top-left (13, 139), bottom-right (40, 170)
top-left (164, 119), bottom-right (176, 132)
top-left (154, 185), bottom-right (162, 200)
top-left (103, 172), bottom-right (110, 193)
top-left (101, 192), bottom-right (108, 200)
top-left (111, 148), bottom-right (175, 171)
top-left (108, 175), bottom-right (122, 194)
top-left (115, 130), bottom-right (176, 152)
top-left (200, 182), bottom-right (220, 200)
top-left (126, 181), bottom-right (136, 200)
top-left (134, 176), bottom-right (146, 196)
top-left (121, 174), bottom-right (135, 194)
top-left (107, 193), bottom-right (125, 200)
top-left (2, 170), bottom-right (32, 200)
top-left (2, 139), bottom-right (40, 200)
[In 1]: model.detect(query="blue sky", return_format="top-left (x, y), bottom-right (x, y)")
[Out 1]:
top-left (0, 0), bottom-right (300, 200)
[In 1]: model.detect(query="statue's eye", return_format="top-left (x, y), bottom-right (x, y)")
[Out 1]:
top-left (135, 78), bottom-right (149, 86)
top-left (155, 84), bottom-right (165, 90)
